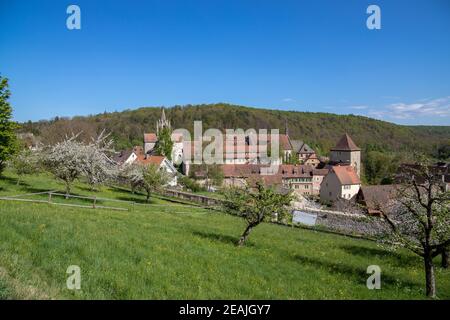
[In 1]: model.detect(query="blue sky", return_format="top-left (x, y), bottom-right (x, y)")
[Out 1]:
top-left (1, 0), bottom-right (449, 125)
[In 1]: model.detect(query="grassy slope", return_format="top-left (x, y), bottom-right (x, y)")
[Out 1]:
top-left (0, 172), bottom-right (449, 299)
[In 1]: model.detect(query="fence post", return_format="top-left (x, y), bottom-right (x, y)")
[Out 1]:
top-left (48, 192), bottom-right (52, 203)
top-left (93, 196), bottom-right (96, 209)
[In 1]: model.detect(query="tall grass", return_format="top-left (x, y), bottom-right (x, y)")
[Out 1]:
top-left (0, 171), bottom-right (449, 299)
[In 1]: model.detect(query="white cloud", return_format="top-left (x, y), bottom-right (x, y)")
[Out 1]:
top-left (349, 105), bottom-right (368, 110)
top-left (282, 98), bottom-right (295, 102)
top-left (379, 96), bottom-right (450, 119)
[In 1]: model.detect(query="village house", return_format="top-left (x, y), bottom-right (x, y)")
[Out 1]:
top-left (143, 133), bottom-right (158, 154)
top-left (113, 144), bottom-right (178, 187)
top-left (304, 153), bottom-right (320, 167)
top-left (355, 184), bottom-right (398, 216)
top-left (136, 154), bottom-right (178, 187)
top-left (279, 164), bottom-right (314, 196)
top-left (290, 140), bottom-right (316, 164)
top-left (182, 132), bottom-right (292, 175)
top-left (201, 162), bottom-right (326, 197)
top-left (320, 165), bottom-right (361, 203)
top-left (220, 164), bottom-right (279, 188)
top-left (312, 168), bottom-right (329, 195)
top-left (135, 154), bottom-right (178, 187)
top-left (113, 146), bottom-right (144, 166)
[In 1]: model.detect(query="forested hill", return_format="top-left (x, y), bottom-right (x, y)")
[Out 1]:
top-left (21, 103), bottom-right (450, 159)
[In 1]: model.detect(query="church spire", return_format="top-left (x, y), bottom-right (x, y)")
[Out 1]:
top-left (156, 107), bottom-right (171, 134)
top-left (285, 119), bottom-right (289, 136)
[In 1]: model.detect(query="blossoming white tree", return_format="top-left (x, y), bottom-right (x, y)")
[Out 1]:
top-left (41, 131), bottom-right (117, 195)
top-left (79, 130), bottom-right (116, 191)
top-left (41, 134), bottom-right (85, 197)
top-left (123, 163), bottom-right (169, 202)
top-left (10, 148), bottom-right (39, 185)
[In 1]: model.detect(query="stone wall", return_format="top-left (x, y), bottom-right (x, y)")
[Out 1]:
top-left (163, 188), bottom-right (386, 238)
top-left (163, 189), bottom-right (222, 206)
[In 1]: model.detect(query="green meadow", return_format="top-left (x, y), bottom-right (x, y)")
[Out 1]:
top-left (0, 171), bottom-right (449, 299)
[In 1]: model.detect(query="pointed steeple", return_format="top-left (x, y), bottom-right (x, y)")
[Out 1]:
top-left (331, 133), bottom-right (360, 151)
top-left (156, 107), bottom-right (171, 134)
top-left (285, 119), bottom-right (289, 136)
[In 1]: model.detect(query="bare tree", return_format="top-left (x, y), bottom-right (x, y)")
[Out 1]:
top-left (378, 161), bottom-right (450, 298)
top-left (223, 182), bottom-right (293, 246)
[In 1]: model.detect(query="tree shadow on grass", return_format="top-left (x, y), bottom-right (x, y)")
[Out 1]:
top-left (339, 244), bottom-right (420, 268)
top-left (0, 176), bottom-right (30, 189)
top-left (192, 230), bottom-right (255, 247)
top-left (292, 254), bottom-right (421, 290)
top-left (115, 196), bottom-right (157, 205)
top-left (76, 185), bottom-right (99, 192)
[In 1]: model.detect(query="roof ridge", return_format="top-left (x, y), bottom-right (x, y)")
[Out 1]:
top-left (331, 133), bottom-right (360, 151)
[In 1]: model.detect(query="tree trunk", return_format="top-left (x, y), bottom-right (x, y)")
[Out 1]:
top-left (424, 255), bottom-right (436, 298)
top-left (238, 224), bottom-right (254, 246)
top-left (65, 181), bottom-right (71, 199)
top-left (442, 246), bottom-right (449, 269)
top-left (146, 191), bottom-right (151, 203)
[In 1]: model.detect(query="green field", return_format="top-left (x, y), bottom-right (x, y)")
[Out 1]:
top-left (0, 171), bottom-right (449, 299)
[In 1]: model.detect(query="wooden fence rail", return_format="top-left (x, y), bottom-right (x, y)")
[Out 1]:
top-left (0, 191), bottom-right (129, 212)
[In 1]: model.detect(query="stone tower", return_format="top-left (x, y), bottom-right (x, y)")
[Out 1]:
top-left (330, 133), bottom-right (361, 177)
top-left (156, 108), bottom-right (171, 134)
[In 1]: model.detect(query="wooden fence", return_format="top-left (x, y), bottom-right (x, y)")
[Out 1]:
top-left (0, 191), bottom-right (130, 211)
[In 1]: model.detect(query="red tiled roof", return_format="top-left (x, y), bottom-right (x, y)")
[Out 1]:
top-left (332, 166), bottom-right (360, 185)
top-left (144, 133), bottom-right (158, 143)
top-left (358, 185), bottom-right (398, 211)
top-left (222, 164), bottom-right (269, 177)
top-left (331, 133), bottom-right (360, 151)
top-left (136, 155), bottom-right (165, 166)
top-left (279, 164), bottom-right (314, 178)
top-left (313, 168), bottom-right (329, 176)
top-left (220, 164), bottom-right (283, 187)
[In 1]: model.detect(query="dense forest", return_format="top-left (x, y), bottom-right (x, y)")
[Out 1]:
top-left (19, 103), bottom-right (450, 184)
